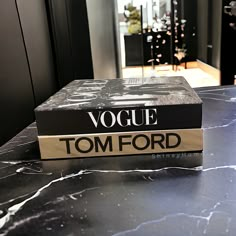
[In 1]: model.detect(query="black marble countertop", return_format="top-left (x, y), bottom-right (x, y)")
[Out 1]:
top-left (1, 85), bottom-right (236, 235)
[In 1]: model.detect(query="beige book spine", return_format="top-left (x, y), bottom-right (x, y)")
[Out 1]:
top-left (38, 129), bottom-right (203, 159)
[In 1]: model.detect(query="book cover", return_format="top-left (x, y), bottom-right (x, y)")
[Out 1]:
top-left (38, 128), bottom-right (203, 159)
top-left (35, 77), bottom-right (202, 135)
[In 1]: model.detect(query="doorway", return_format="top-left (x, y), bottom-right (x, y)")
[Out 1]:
top-left (116, 0), bottom-right (198, 79)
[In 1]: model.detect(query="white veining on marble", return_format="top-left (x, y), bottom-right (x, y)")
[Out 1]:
top-left (0, 166), bottom-right (203, 230)
top-left (0, 170), bottom-right (87, 229)
top-left (16, 167), bottom-right (52, 176)
top-left (1, 161), bottom-right (39, 165)
top-left (142, 176), bottom-right (148, 181)
top-left (0, 150), bottom-right (13, 155)
top-left (201, 202), bottom-right (221, 214)
top-left (89, 166), bottom-right (203, 175)
top-left (44, 196), bottom-right (67, 206)
top-left (199, 96), bottom-right (234, 103)
top-left (0, 192), bottom-right (35, 207)
top-left (43, 187), bottom-right (100, 206)
top-left (0, 161), bottom-right (21, 165)
top-left (147, 176), bottom-right (154, 181)
top-left (1, 164), bottom-right (236, 232)
top-left (142, 176), bottom-right (154, 181)
top-left (44, 216), bottom-right (61, 223)
top-left (16, 141), bottom-right (36, 147)
top-left (198, 92), bottom-right (231, 98)
top-left (202, 165), bottom-right (236, 172)
top-left (198, 88), bottom-right (236, 130)
top-left (112, 211), bottom-right (228, 236)
top-left (0, 210), bottom-right (54, 236)
top-left (68, 187), bottom-right (100, 200)
top-left (0, 165), bottom-right (52, 181)
top-left (203, 118), bottom-right (236, 130)
top-left (198, 88), bottom-right (233, 93)
top-left (0, 161), bottom-right (21, 171)
top-left (198, 90), bottom-right (236, 103)
top-left (0, 165), bottom-right (15, 171)
top-left (0, 173), bottom-right (16, 180)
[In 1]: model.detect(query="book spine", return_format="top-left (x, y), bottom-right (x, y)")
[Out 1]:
top-left (38, 128), bottom-right (203, 159)
top-left (35, 104), bottom-right (202, 135)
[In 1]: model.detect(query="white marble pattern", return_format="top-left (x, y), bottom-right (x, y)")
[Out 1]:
top-left (112, 211), bottom-right (229, 236)
top-left (1, 164), bottom-right (236, 233)
top-left (0, 210), bottom-right (55, 236)
top-left (1, 87), bottom-right (236, 235)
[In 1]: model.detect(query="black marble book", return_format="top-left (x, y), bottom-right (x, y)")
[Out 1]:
top-left (35, 77), bottom-right (202, 136)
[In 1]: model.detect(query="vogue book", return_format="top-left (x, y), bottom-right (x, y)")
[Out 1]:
top-left (35, 77), bottom-right (202, 136)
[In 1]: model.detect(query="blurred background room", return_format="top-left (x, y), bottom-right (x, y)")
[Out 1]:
top-left (0, 0), bottom-right (235, 145)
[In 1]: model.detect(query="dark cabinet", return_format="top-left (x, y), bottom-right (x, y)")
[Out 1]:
top-left (16, 0), bottom-right (58, 105)
top-left (0, 0), bottom-right (35, 146)
top-left (0, 0), bottom-right (58, 146)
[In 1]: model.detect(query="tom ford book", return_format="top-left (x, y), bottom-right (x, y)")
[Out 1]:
top-left (35, 77), bottom-right (202, 136)
top-left (38, 128), bottom-right (203, 159)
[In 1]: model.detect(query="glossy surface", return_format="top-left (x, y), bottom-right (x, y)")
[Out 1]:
top-left (1, 85), bottom-right (236, 235)
top-left (35, 77), bottom-right (202, 110)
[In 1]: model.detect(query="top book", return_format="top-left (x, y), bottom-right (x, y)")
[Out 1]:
top-left (35, 77), bottom-right (202, 135)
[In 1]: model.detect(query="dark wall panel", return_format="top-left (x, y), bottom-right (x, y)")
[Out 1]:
top-left (197, 0), bottom-right (222, 69)
top-left (197, 0), bottom-right (208, 63)
top-left (67, 0), bottom-right (94, 80)
top-left (211, 0), bottom-right (222, 69)
top-left (16, 0), bottom-right (58, 105)
top-left (0, 0), bottom-right (35, 146)
top-left (48, 0), bottom-right (94, 87)
top-left (182, 0), bottom-right (197, 61)
top-left (47, 0), bottom-right (74, 87)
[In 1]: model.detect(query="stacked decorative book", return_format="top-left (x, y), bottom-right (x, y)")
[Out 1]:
top-left (35, 77), bottom-right (203, 162)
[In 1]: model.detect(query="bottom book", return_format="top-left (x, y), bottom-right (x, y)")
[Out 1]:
top-left (38, 128), bottom-right (203, 160)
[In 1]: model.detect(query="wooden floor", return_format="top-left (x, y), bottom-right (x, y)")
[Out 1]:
top-left (122, 61), bottom-right (221, 88)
